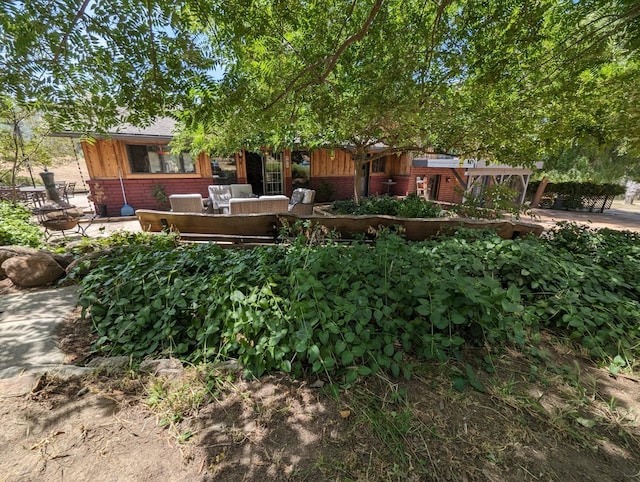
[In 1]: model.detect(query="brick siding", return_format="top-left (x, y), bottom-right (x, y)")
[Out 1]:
top-left (88, 179), bottom-right (211, 217)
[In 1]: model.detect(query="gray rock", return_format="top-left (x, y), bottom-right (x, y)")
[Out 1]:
top-left (2, 253), bottom-right (65, 287)
top-left (86, 356), bottom-right (131, 373)
top-left (139, 358), bottom-right (184, 377)
top-left (47, 251), bottom-right (75, 269)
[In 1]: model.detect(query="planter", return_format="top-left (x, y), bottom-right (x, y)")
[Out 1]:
top-left (42, 219), bottom-right (79, 231)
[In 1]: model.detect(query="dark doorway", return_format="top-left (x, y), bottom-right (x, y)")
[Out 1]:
top-left (427, 175), bottom-right (440, 201)
top-left (245, 152), bottom-right (264, 196)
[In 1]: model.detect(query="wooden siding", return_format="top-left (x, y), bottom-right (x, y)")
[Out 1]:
top-left (236, 151), bottom-right (247, 180)
top-left (312, 149), bottom-right (353, 177)
top-left (82, 139), bottom-right (211, 179)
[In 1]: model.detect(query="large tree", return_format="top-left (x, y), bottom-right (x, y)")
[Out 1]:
top-left (1, 1), bottom-right (638, 198)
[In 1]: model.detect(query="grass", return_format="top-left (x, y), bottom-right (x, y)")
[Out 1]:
top-left (144, 364), bottom-right (234, 443)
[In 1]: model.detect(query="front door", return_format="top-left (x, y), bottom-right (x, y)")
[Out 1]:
top-left (245, 152), bottom-right (264, 195)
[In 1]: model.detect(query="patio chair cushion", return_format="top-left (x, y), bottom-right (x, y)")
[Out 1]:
top-left (169, 194), bottom-right (205, 213)
top-left (208, 185), bottom-right (232, 211)
top-left (230, 184), bottom-right (253, 198)
top-left (288, 188), bottom-right (316, 214)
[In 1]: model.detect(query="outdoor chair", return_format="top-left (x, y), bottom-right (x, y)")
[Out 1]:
top-left (288, 188), bottom-right (316, 215)
top-left (230, 184), bottom-right (254, 199)
top-left (169, 194), bottom-right (205, 213)
top-left (65, 182), bottom-right (76, 200)
top-left (416, 177), bottom-right (426, 198)
top-left (208, 185), bottom-right (233, 213)
top-left (55, 181), bottom-right (67, 202)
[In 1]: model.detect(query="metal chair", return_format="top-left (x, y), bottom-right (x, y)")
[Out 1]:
top-left (65, 182), bottom-right (76, 199)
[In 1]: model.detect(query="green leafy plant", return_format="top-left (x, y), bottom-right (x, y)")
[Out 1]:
top-left (315, 181), bottom-right (336, 203)
top-left (76, 224), bottom-right (640, 384)
top-left (0, 200), bottom-right (44, 247)
top-left (452, 183), bottom-right (529, 219)
top-left (332, 194), bottom-right (443, 218)
top-left (152, 184), bottom-right (169, 209)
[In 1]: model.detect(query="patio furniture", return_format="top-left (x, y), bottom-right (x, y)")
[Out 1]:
top-left (230, 184), bottom-right (254, 199)
top-left (229, 195), bottom-right (289, 214)
top-left (288, 188), bottom-right (316, 215)
top-left (169, 194), bottom-right (206, 213)
top-left (208, 185), bottom-right (233, 213)
top-left (416, 177), bottom-right (426, 197)
top-left (65, 182), bottom-right (77, 199)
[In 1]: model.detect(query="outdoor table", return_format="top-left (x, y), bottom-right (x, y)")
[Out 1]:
top-left (381, 180), bottom-right (397, 195)
top-left (18, 186), bottom-right (47, 208)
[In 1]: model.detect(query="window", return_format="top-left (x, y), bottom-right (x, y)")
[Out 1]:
top-left (126, 144), bottom-right (196, 174)
top-left (371, 156), bottom-right (386, 173)
top-left (291, 150), bottom-right (311, 188)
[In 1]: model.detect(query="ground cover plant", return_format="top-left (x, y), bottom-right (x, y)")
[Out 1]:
top-left (331, 194), bottom-right (444, 218)
top-left (0, 200), bottom-right (43, 247)
top-left (76, 224), bottom-right (640, 385)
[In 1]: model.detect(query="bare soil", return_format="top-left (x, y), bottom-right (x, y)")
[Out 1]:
top-left (0, 306), bottom-right (639, 481)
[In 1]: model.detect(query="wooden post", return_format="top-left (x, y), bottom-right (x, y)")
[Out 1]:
top-left (531, 177), bottom-right (549, 208)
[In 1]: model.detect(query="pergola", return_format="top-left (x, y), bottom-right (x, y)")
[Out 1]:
top-left (464, 161), bottom-right (544, 205)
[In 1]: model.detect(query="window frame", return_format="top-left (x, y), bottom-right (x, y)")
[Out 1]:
top-left (125, 143), bottom-right (197, 175)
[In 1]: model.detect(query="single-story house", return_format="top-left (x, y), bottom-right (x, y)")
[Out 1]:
top-left (55, 118), bottom-right (540, 215)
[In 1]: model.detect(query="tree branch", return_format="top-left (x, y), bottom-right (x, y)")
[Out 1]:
top-left (53, 0), bottom-right (92, 63)
top-left (264, 0), bottom-right (383, 111)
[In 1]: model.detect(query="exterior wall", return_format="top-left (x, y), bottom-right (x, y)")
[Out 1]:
top-left (234, 148), bottom-right (468, 204)
top-left (309, 176), bottom-right (354, 201)
top-left (408, 167), bottom-right (467, 203)
top-left (312, 149), bottom-right (353, 177)
top-left (82, 138), bottom-right (213, 215)
top-left (87, 177), bottom-right (212, 217)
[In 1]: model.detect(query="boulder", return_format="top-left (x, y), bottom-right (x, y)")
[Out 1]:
top-left (1, 253), bottom-right (65, 287)
top-left (65, 249), bottom-right (113, 278)
top-left (0, 246), bottom-right (42, 279)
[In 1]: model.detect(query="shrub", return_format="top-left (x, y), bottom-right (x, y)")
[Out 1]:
top-left (77, 226), bottom-right (640, 382)
top-left (332, 194), bottom-right (443, 218)
top-left (0, 201), bottom-right (44, 247)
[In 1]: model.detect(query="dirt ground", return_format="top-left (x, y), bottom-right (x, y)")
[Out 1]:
top-left (0, 303), bottom-right (639, 481)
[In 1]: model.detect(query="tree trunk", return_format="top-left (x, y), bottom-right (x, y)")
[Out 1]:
top-left (531, 176), bottom-right (549, 208)
top-left (352, 152), bottom-right (368, 205)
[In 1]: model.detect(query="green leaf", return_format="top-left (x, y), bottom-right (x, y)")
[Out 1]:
top-left (341, 350), bottom-right (354, 365)
top-left (453, 377), bottom-right (467, 392)
top-left (384, 343), bottom-right (394, 356)
top-left (576, 417), bottom-right (596, 428)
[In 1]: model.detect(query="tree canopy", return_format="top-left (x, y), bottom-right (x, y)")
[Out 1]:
top-left (1, 0), bottom-right (639, 180)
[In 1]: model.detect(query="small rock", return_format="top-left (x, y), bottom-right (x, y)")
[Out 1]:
top-left (310, 379), bottom-right (325, 388)
top-left (139, 358), bottom-right (184, 377)
top-left (86, 356), bottom-right (131, 373)
top-left (76, 386), bottom-right (90, 397)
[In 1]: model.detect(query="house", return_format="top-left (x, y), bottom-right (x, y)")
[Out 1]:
top-left (55, 118), bottom-right (540, 215)
top-left (54, 118), bottom-right (214, 216)
top-left (236, 148), bottom-right (540, 205)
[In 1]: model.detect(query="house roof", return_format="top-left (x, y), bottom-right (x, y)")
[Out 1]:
top-left (52, 117), bottom-right (176, 143)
